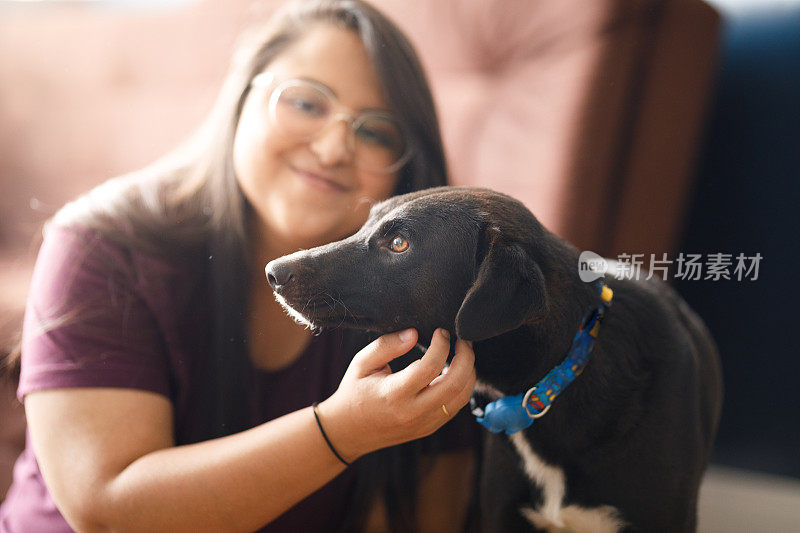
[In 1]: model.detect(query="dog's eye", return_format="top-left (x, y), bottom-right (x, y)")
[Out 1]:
top-left (390, 235), bottom-right (409, 253)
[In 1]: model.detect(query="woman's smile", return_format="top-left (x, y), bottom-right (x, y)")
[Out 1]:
top-left (288, 161), bottom-right (350, 193)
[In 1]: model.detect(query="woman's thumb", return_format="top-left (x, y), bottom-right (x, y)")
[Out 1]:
top-left (352, 328), bottom-right (418, 376)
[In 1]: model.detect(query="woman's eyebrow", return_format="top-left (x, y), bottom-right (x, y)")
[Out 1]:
top-left (294, 76), bottom-right (337, 96)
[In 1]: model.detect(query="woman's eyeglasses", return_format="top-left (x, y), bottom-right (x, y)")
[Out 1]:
top-left (250, 72), bottom-right (412, 173)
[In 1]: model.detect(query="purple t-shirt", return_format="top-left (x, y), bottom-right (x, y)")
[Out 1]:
top-left (0, 225), bottom-right (475, 532)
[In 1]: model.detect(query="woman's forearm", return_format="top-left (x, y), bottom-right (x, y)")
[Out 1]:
top-left (89, 406), bottom-right (346, 533)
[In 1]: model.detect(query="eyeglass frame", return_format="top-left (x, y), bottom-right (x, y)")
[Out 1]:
top-left (249, 72), bottom-right (413, 174)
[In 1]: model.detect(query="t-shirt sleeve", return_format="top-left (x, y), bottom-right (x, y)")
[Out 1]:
top-left (18, 225), bottom-right (171, 401)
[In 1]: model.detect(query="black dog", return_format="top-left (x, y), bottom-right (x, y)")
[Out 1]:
top-left (266, 187), bottom-right (722, 532)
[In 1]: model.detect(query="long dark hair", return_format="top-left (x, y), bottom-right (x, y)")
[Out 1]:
top-left (8, 1), bottom-right (448, 531)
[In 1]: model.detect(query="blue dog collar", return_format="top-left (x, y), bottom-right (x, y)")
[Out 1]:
top-left (473, 281), bottom-right (614, 435)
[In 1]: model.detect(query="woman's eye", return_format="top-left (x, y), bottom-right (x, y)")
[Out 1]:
top-left (289, 98), bottom-right (324, 116)
top-left (356, 125), bottom-right (399, 149)
top-left (390, 235), bottom-right (409, 253)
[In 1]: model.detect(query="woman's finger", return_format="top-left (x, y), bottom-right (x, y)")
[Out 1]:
top-left (415, 338), bottom-right (475, 408)
top-left (350, 329), bottom-right (417, 377)
top-left (391, 328), bottom-right (451, 392)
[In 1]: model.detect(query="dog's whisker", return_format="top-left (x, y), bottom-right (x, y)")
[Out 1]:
top-left (336, 292), bottom-right (360, 326)
top-left (309, 300), bottom-right (322, 336)
top-left (300, 295), bottom-right (314, 315)
top-left (323, 290), bottom-right (352, 329)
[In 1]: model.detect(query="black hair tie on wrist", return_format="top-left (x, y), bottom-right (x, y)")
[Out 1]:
top-left (311, 402), bottom-right (350, 467)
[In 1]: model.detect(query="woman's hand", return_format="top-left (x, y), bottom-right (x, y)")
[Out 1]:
top-left (316, 328), bottom-right (476, 463)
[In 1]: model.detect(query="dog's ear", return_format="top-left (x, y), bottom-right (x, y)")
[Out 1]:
top-left (455, 226), bottom-right (547, 341)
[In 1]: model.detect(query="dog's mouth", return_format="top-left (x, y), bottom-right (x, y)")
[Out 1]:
top-left (273, 292), bottom-right (390, 332)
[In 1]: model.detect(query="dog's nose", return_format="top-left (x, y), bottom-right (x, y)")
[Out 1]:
top-left (265, 260), bottom-right (294, 292)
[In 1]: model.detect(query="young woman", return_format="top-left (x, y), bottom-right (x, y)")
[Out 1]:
top-left (0, 1), bottom-right (477, 531)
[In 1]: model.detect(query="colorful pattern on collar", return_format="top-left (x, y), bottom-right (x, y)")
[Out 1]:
top-left (474, 281), bottom-right (614, 435)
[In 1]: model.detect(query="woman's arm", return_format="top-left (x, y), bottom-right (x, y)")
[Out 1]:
top-left (25, 328), bottom-right (475, 532)
top-left (26, 388), bottom-right (343, 532)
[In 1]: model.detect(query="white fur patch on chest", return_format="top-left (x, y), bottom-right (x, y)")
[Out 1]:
top-left (508, 433), bottom-right (625, 532)
top-left (473, 380), bottom-right (505, 400)
top-left (476, 381), bottom-right (624, 532)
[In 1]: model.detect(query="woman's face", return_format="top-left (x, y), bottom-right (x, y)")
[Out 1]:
top-left (233, 24), bottom-right (402, 256)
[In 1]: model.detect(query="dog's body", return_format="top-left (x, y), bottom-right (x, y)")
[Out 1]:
top-left (266, 187), bottom-right (722, 532)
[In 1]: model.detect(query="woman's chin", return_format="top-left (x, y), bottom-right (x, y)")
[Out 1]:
top-left (273, 217), bottom-right (357, 250)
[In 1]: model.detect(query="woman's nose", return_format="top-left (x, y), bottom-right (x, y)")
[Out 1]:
top-left (309, 119), bottom-right (353, 167)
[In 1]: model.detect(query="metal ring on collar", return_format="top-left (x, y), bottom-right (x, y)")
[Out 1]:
top-left (522, 387), bottom-right (552, 419)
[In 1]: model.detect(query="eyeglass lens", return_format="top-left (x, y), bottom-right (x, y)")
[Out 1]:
top-left (272, 82), bottom-right (407, 172)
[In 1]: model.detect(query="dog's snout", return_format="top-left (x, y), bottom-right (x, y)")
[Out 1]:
top-left (265, 260), bottom-right (294, 292)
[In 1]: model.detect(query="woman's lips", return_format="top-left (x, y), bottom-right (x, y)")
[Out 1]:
top-left (291, 165), bottom-right (349, 193)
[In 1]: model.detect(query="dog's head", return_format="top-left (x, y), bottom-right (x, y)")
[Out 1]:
top-left (266, 187), bottom-right (553, 342)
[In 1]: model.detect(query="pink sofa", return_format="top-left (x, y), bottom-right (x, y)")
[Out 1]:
top-left (0, 0), bottom-right (719, 500)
